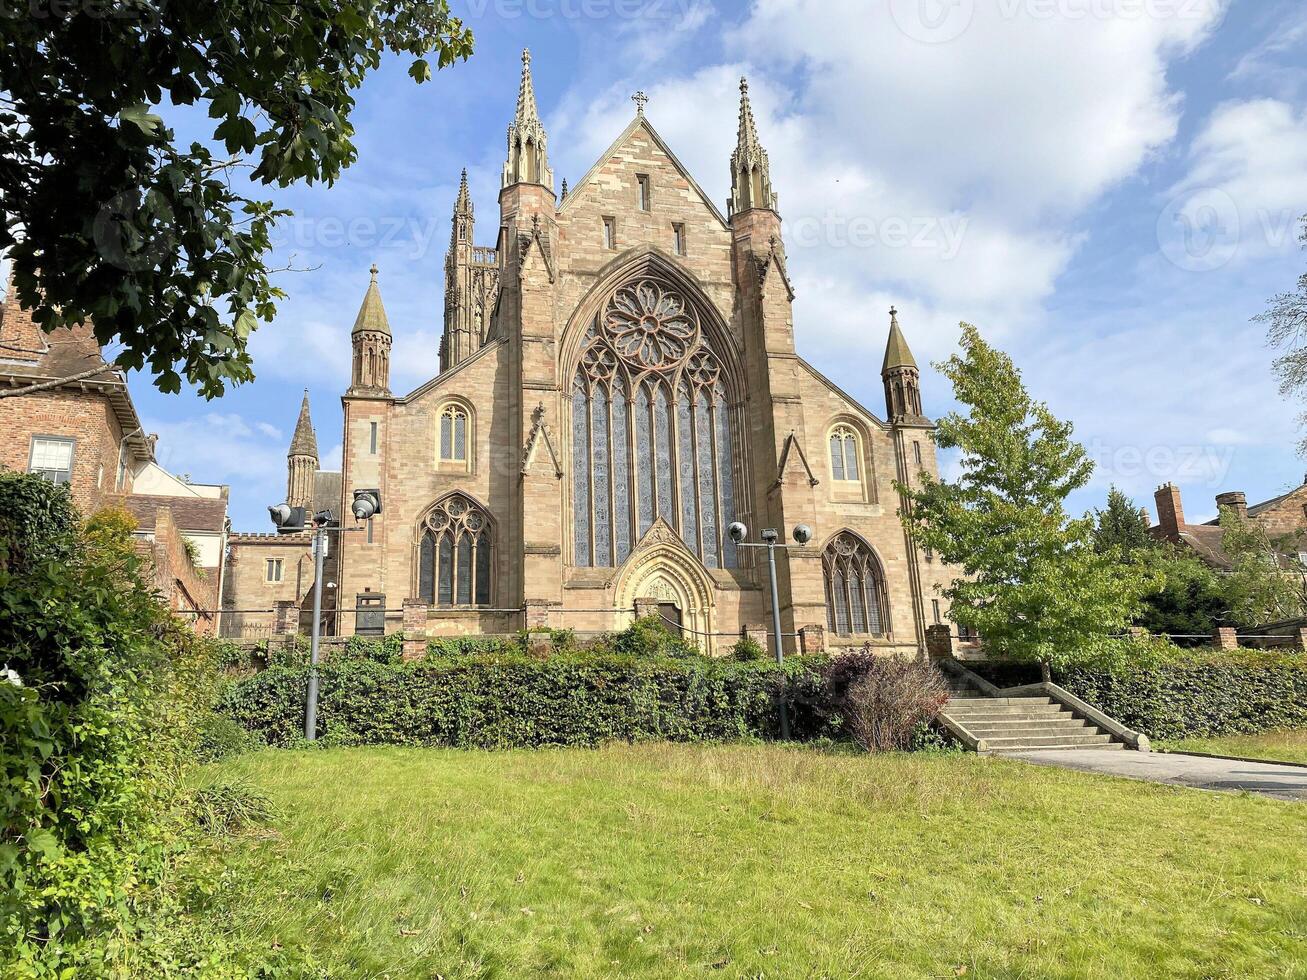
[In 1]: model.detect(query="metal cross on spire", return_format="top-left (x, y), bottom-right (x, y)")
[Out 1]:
top-left (632, 90), bottom-right (649, 114)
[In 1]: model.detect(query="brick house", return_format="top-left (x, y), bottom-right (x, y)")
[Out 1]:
top-left (1151, 481), bottom-right (1307, 568)
top-left (1, 273), bottom-right (230, 629)
top-left (0, 272), bottom-right (153, 509)
top-left (224, 55), bottom-right (959, 656)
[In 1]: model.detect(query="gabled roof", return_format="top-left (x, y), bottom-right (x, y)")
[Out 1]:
top-left (557, 113), bottom-right (730, 230)
top-left (121, 494), bottom-right (229, 535)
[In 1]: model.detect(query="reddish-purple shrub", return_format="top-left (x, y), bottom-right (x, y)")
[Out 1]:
top-left (822, 652), bottom-right (949, 751)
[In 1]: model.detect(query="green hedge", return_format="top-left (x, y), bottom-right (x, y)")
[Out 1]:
top-left (970, 650), bottom-right (1307, 741)
top-left (221, 652), bottom-right (832, 748)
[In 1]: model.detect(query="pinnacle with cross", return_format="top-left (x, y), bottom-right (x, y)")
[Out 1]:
top-left (632, 90), bottom-right (649, 114)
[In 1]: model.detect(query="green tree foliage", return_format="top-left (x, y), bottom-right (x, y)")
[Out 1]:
top-left (0, 1), bottom-right (473, 397)
top-left (1092, 486), bottom-right (1153, 556)
top-left (1134, 546), bottom-right (1229, 639)
top-left (1219, 506), bottom-right (1306, 627)
top-left (0, 474), bottom-right (271, 973)
top-left (1260, 215), bottom-right (1307, 454)
top-left (899, 324), bottom-right (1154, 673)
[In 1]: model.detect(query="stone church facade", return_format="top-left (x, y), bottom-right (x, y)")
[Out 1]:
top-left (245, 52), bottom-right (957, 656)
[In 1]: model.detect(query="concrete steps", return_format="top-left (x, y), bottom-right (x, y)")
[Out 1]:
top-left (940, 682), bottom-right (1125, 753)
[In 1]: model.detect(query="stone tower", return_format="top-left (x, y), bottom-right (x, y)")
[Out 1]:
top-left (350, 264), bottom-right (391, 394)
top-left (440, 169), bottom-right (501, 373)
top-left (287, 390), bottom-right (318, 509)
top-left (881, 307), bottom-right (924, 421)
top-left (501, 48), bottom-right (553, 191)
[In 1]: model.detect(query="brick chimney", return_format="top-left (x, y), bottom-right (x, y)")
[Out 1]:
top-left (0, 269), bottom-right (47, 362)
top-left (1215, 491), bottom-right (1247, 521)
top-left (1154, 483), bottom-right (1185, 540)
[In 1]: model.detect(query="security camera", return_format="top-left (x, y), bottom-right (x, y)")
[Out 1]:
top-left (761, 528), bottom-right (779, 544)
top-left (792, 524), bottom-right (813, 545)
top-left (351, 489), bottom-right (382, 521)
top-left (727, 521), bottom-right (749, 543)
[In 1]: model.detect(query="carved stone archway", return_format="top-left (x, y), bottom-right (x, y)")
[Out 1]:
top-left (615, 519), bottom-right (717, 652)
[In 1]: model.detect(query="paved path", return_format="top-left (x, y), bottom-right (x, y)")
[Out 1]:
top-left (1001, 749), bottom-right (1307, 801)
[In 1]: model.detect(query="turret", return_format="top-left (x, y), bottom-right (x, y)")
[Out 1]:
top-left (881, 307), bottom-right (925, 421)
top-left (729, 78), bottom-right (778, 217)
top-left (349, 264), bottom-right (392, 394)
top-left (287, 390), bottom-right (318, 509)
top-left (502, 48), bottom-right (553, 191)
top-left (441, 170), bottom-right (479, 372)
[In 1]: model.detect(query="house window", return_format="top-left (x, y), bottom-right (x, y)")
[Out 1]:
top-left (29, 436), bottom-right (74, 486)
top-left (823, 532), bottom-right (888, 637)
top-left (370, 421), bottom-right (378, 455)
top-left (603, 217), bottom-right (616, 250)
top-left (672, 223), bottom-right (686, 255)
top-left (637, 174), bottom-right (651, 211)
top-left (418, 494), bottom-right (493, 607)
top-left (439, 404), bottom-right (469, 463)
top-left (828, 426), bottom-right (860, 483)
top-left (265, 558), bottom-right (284, 583)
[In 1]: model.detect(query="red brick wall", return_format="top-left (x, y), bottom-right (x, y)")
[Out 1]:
top-left (0, 269), bottom-right (46, 361)
top-left (134, 505), bottom-right (219, 635)
top-left (0, 388), bottom-right (129, 513)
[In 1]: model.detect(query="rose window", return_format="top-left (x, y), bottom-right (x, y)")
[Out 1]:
top-left (604, 279), bottom-right (699, 370)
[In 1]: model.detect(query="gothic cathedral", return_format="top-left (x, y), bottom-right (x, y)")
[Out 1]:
top-left (294, 51), bottom-right (954, 656)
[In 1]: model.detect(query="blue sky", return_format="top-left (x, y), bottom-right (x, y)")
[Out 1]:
top-left (84, 0), bottom-right (1307, 531)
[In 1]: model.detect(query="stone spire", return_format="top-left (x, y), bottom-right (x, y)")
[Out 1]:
top-left (287, 390), bottom-right (318, 508)
top-left (451, 168), bottom-right (473, 249)
top-left (729, 77), bottom-right (778, 216)
top-left (350, 264), bottom-right (392, 393)
top-left (502, 48), bottom-right (553, 190)
top-left (881, 307), bottom-right (924, 421)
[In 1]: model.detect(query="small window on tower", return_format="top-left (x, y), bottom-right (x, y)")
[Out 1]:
top-left (637, 174), bottom-right (651, 211)
top-left (932, 599), bottom-right (941, 625)
top-left (265, 559), bottom-right (284, 583)
top-left (603, 217), bottom-right (616, 250)
top-left (673, 223), bottom-right (686, 255)
top-left (369, 421), bottom-right (378, 455)
top-left (913, 440), bottom-right (923, 468)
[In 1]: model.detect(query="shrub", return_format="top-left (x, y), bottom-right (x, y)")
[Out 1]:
top-left (729, 634), bottom-right (767, 662)
top-left (426, 634), bottom-right (521, 658)
top-left (221, 651), bottom-right (834, 748)
top-left (194, 711), bottom-right (264, 763)
top-left (821, 652), bottom-right (950, 752)
top-left (188, 781), bottom-right (277, 836)
top-left (610, 615), bottom-right (700, 659)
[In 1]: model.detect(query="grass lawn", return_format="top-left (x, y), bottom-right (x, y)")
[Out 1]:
top-left (203, 744), bottom-right (1307, 979)
top-left (1161, 729), bottom-right (1307, 766)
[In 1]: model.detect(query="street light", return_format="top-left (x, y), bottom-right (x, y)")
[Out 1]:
top-left (270, 491), bottom-right (380, 740)
top-left (734, 522), bottom-right (814, 741)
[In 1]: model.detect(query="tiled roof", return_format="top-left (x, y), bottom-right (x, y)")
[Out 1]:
top-left (122, 494), bottom-right (229, 534)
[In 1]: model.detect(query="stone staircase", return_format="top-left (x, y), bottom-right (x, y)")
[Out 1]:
top-left (940, 673), bottom-right (1128, 754)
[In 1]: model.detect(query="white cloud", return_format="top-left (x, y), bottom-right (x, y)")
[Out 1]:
top-left (1160, 98), bottom-right (1307, 269)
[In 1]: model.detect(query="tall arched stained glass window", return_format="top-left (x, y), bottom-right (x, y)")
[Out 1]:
top-left (570, 276), bottom-right (738, 568)
top-left (418, 494), bottom-right (494, 607)
top-left (823, 533), bottom-right (888, 636)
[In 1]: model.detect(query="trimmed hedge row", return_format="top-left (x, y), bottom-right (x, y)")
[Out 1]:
top-left (220, 653), bottom-right (833, 748)
top-left (971, 652), bottom-right (1307, 741)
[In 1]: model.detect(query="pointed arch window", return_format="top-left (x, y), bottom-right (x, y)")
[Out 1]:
top-left (823, 533), bottom-right (888, 637)
top-left (439, 403), bottom-right (470, 464)
top-left (418, 494), bottom-right (492, 607)
top-left (829, 425), bottom-right (861, 483)
top-left (571, 278), bottom-right (739, 569)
